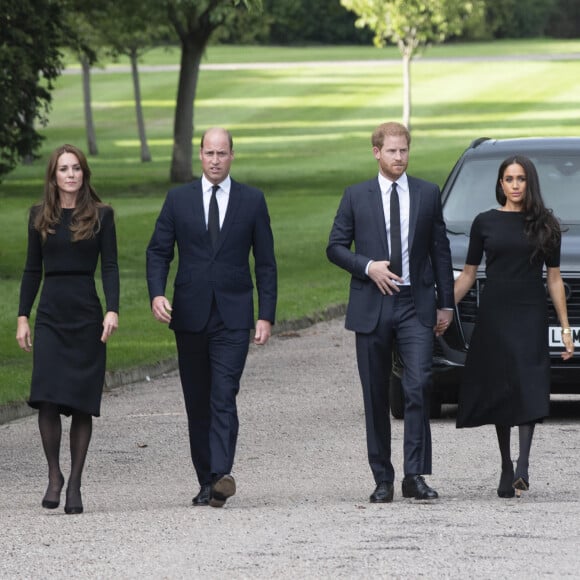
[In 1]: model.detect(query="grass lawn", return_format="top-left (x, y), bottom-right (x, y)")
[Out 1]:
top-left (2, 40), bottom-right (580, 405)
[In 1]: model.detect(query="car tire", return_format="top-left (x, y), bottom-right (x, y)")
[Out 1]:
top-left (389, 373), bottom-right (405, 419)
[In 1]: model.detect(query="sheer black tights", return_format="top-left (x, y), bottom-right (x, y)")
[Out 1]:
top-left (38, 402), bottom-right (92, 506)
top-left (38, 403), bottom-right (64, 503)
top-left (66, 411), bottom-right (92, 507)
top-left (495, 423), bottom-right (535, 483)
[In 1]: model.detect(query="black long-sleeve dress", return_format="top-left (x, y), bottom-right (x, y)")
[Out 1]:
top-left (18, 206), bottom-right (120, 417)
top-left (456, 209), bottom-right (559, 428)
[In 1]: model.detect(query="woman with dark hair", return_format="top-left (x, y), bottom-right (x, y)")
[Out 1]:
top-left (16, 144), bottom-right (119, 514)
top-left (451, 155), bottom-right (573, 498)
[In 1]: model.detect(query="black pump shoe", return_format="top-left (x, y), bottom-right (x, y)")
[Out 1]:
top-left (497, 466), bottom-right (515, 498)
top-left (513, 476), bottom-right (529, 498)
top-left (42, 474), bottom-right (65, 509)
top-left (64, 487), bottom-right (83, 515)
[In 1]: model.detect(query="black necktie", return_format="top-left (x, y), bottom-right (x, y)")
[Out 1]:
top-left (389, 182), bottom-right (402, 277)
top-left (208, 184), bottom-right (220, 249)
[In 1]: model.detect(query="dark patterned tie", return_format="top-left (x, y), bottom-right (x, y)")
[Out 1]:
top-left (208, 184), bottom-right (220, 249)
top-left (389, 182), bottom-right (402, 277)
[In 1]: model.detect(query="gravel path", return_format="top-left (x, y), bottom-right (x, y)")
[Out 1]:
top-left (1, 318), bottom-right (579, 578)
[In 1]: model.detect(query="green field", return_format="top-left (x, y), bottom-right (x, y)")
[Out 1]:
top-left (2, 40), bottom-right (580, 405)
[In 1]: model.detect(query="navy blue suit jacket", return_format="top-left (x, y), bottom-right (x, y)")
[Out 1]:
top-left (327, 175), bottom-right (454, 333)
top-left (146, 178), bottom-right (277, 332)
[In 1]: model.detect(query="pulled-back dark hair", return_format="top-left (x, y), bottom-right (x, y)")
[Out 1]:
top-left (495, 155), bottom-right (561, 260)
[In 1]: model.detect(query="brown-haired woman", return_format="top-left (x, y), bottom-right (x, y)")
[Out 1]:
top-left (16, 144), bottom-right (119, 514)
top-left (451, 155), bottom-right (573, 499)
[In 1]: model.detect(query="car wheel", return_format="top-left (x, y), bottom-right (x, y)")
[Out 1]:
top-left (389, 373), bottom-right (405, 419)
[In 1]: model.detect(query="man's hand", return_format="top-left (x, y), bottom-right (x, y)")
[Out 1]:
top-left (367, 260), bottom-right (403, 295)
top-left (152, 296), bottom-right (172, 324)
top-left (434, 309), bottom-right (453, 337)
top-left (254, 319), bottom-right (272, 345)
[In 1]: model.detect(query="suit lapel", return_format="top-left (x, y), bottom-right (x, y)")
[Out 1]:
top-left (407, 177), bottom-right (420, 253)
top-left (213, 179), bottom-right (242, 252)
top-left (369, 179), bottom-right (389, 257)
top-left (190, 181), bottom-right (210, 246)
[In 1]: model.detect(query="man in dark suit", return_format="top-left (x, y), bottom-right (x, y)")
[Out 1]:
top-left (146, 127), bottom-right (277, 508)
top-left (327, 122), bottom-right (454, 502)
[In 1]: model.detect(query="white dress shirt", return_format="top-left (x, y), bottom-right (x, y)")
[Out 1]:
top-left (366, 173), bottom-right (411, 285)
top-left (202, 174), bottom-right (231, 229)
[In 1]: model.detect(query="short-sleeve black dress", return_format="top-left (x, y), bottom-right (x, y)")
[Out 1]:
top-left (456, 209), bottom-right (559, 428)
top-left (18, 206), bottom-right (120, 417)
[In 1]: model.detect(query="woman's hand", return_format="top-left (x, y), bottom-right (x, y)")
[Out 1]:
top-left (101, 311), bottom-right (119, 343)
top-left (16, 316), bottom-right (32, 352)
top-left (561, 332), bottom-right (574, 361)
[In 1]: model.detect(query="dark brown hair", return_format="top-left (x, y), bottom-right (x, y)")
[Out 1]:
top-left (495, 155), bottom-right (561, 260)
top-left (34, 144), bottom-right (106, 242)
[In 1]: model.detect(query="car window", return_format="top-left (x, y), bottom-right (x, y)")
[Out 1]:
top-left (443, 153), bottom-right (580, 224)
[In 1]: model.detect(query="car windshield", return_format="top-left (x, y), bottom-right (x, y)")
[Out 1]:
top-left (443, 153), bottom-right (580, 224)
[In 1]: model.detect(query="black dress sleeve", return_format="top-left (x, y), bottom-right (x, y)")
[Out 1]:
top-left (465, 213), bottom-right (484, 266)
top-left (99, 206), bottom-right (120, 313)
top-left (18, 208), bottom-right (43, 317)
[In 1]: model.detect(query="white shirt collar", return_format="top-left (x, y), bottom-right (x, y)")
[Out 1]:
top-left (201, 174), bottom-right (231, 194)
top-left (378, 172), bottom-right (408, 193)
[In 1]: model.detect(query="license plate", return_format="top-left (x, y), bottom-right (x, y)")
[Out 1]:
top-left (549, 326), bottom-right (580, 347)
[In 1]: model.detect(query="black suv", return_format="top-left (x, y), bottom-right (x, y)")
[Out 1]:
top-left (390, 137), bottom-right (580, 418)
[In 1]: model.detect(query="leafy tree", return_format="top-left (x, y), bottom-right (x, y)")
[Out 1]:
top-left (0, 0), bottom-right (66, 178)
top-left (341, 0), bottom-right (484, 129)
top-left (91, 0), bottom-right (173, 162)
top-left (163, 0), bottom-right (261, 183)
top-left (547, 0), bottom-right (580, 37)
top-left (485, 0), bottom-right (556, 39)
top-left (58, 0), bottom-right (106, 156)
top-left (222, 0), bottom-right (373, 45)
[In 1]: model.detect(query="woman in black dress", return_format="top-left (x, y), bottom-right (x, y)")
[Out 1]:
top-left (16, 144), bottom-right (119, 514)
top-left (452, 155), bottom-right (573, 498)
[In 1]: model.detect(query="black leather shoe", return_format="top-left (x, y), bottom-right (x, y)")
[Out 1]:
top-left (402, 475), bottom-right (439, 500)
top-left (369, 481), bottom-right (394, 503)
top-left (209, 474), bottom-right (236, 508)
top-left (192, 484), bottom-right (211, 506)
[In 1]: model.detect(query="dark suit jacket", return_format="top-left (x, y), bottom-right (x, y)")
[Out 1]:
top-left (146, 178), bottom-right (277, 332)
top-left (327, 175), bottom-right (454, 333)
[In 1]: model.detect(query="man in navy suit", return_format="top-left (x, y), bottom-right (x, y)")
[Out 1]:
top-left (327, 122), bottom-right (454, 502)
top-left (146, 127), bottom-right (277, 507)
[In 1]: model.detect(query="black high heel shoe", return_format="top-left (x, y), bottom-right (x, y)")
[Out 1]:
top-left (497, 468), bottom-right (515, 498)
top-left (513, 476), bottom-right (529, 498)
top-left (64, 487), bottom-right (84, 515)
top-left (42, 474), bottom-right (65, 509)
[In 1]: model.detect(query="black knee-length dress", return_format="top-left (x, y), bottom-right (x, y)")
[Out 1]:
top-left (456, 209), bottom-right (559, 428)
top-left (18, 206), bottom-right (119, 417)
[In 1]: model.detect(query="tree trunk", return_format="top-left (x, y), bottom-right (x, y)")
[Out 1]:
top-left (170, 38), bottom-right (203, 183)
top-left (130, 49), bottom-right (152, 163)
top-left (81, 55), bottom-right (98, 156)
top-left (402, 49), bottom-right (412, 131)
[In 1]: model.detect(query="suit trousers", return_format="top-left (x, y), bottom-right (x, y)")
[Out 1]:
top-left (175, 301), bottom-right (250, 485)
top-left (355, 287), bottom-right (433, 484)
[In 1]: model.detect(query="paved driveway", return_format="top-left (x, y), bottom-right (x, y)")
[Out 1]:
top-left (1, 318), bottom-right (579, 578)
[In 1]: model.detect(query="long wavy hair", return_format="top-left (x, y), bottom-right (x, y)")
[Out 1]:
top-left (33, 144), bottom-right (104, 242)
top-left (495, 155), bottom-right (561, 261)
